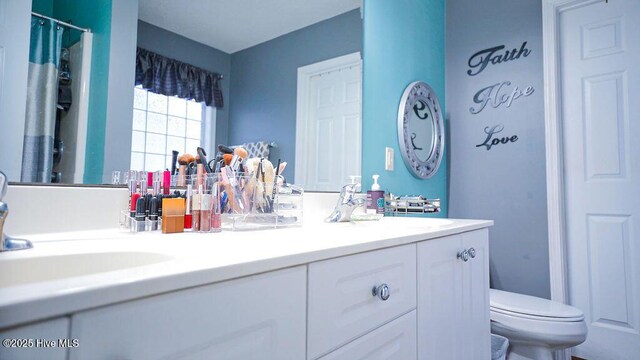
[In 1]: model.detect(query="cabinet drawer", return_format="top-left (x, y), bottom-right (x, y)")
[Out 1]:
top-left (308, 244), bottom-right (417, 359)
top-left (70, 266), bottom-right (306, 360)
top-left (318, 310), bottom-right (417, 360)
top-left (0, 318), bottom-right (69, 360)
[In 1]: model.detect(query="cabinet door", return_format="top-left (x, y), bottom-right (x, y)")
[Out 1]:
top-left (318, 310), bottom-right (417, 360)
top-left (308, 244), bottom-right (417, 359)
top-left (0, 318), bottom-right (69, 360)
top-left (417, 235), bottom-right (465, 360)
top-left (69, 266), bottom-right (306, 360)
top-left (462, 229), bottom-right (490, 359)
top-left (417, 230), bottom-right (491, 360)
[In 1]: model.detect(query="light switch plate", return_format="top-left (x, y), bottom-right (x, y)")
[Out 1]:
top-left (385, 147), bottom-right (394, 171)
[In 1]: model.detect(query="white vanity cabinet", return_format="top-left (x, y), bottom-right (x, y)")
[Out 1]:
top-left (417, 229), bottom-right (491, 360)
top-left (0, 318), bottom-right (69, 360)
top-left (69, 266), bottom-right (307, 360)
top-left (0, 220), bottom-right (492, 360)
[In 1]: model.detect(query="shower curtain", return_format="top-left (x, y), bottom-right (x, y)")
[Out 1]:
top-left (21, 17), bottom-right (64, 183)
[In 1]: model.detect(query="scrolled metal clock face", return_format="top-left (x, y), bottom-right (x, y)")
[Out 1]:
top-left (397, 81), bottom-right (444, 179)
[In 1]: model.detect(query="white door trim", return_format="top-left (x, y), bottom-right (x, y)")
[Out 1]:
top-left (542, 1), bottom-right (604, 359)
top-left (294, 52), bottom-right (362, 186)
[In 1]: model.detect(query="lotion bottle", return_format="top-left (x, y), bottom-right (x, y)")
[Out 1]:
top-left (366, 175), bottom-right (385, 215)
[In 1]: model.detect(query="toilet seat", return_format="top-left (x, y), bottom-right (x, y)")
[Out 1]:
top-left (490, 289), bottom-right (584, 322)
top-left (491, 306), bottom-right (584, 322)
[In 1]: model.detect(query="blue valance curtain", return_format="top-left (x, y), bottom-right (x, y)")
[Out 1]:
top-left (21, 17), bottom-right (64, 183)
top-left (134, 47), bottom-right (224, 108)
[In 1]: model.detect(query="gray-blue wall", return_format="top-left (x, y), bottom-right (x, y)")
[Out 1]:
top-left (447, 0), bottom-right (550, 298)
top-left (137, 20), bottom-right (231, 148)
top-left (228, 9), bottom-right (363, 180)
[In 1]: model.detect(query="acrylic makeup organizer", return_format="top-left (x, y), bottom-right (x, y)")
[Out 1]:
top-left (221, 174), bottom-right (303, 231)
top-left (119, 171), bottom-right (303, 233)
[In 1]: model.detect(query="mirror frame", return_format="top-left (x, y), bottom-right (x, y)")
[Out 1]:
top-left (397, 81), bottom-right (444, 179)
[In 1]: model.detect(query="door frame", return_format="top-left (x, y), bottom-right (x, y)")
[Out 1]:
top-left (542, 1), bottom-right (604, 358)
top-left (294, 52), bottom-right (362, 187)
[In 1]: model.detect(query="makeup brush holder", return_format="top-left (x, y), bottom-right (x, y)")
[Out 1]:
top-left (221, 177), bottom-right (303, 231)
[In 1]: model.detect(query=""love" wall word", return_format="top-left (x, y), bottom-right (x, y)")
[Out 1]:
top-left (476, 124), bottom-right (518, 151)
top-left (469, 81), bottom-right (534, 114)
top-left (467, 42), bottom-right (532, 76)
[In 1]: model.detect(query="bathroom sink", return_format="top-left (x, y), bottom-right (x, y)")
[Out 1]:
top-left (0, 251), bottom-right (175, 287)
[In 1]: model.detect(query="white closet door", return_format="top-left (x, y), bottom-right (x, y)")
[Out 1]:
top-left (0, 0), bottom-right (30, 181)
top-left (560, 0), bottom-right (640, 358)
top-left (299, 57), bottom-right (361, 191)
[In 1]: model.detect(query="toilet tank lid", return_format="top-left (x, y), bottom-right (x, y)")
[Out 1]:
top-left (490, 289), bottom-right (584, 319)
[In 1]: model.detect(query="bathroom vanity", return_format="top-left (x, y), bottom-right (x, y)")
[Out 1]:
top-left (0, 218), bottom-right (492, 359)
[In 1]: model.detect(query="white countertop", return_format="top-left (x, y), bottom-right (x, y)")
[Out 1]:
top-left (0, 217), bottom-right (492, 329)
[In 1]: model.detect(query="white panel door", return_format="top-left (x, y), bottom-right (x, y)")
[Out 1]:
top-left (0, 0), bottom-right (30, 181)
top-left (560, 1), bottom-right (640, 358)
top-left (303, 59), bottom-right (361, 191)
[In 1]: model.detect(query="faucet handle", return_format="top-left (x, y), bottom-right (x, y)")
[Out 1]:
top-left (0, 171), bottom-right (7, 201)
top-left (339, 183), bottom-right (358, 202)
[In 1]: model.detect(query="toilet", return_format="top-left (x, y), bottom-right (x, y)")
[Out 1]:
top-left (489, 289), bottom-right (588, 360)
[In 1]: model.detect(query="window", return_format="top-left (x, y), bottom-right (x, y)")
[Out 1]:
top-left (131, 86), bottom-right (206, 172)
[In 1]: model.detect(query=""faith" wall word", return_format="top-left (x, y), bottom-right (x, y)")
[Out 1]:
top-left (469, 81), bottom-right (534, 114)
top-left (467, 41), bottom-right (532, 76)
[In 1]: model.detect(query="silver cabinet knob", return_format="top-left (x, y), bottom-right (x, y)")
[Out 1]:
top-left (468, 247), bottom-right (476, 259)
top-left (372, 284), bottom-right (390, 301)
top-left (457, 249), bottom-right (469, 262)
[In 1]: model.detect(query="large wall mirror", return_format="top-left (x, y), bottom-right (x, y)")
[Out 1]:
top-left (1, 0), bottom-right (363, 192)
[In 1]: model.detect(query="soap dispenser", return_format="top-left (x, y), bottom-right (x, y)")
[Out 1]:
top-left (366, 175), bottom-right (385, 215)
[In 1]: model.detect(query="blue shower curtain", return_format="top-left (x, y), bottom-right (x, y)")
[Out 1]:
top-left (21, 17), bottom-right (64, 183)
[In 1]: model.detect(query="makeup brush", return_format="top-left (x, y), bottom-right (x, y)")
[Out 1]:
top-left (218, 144), bottom-right (234, 154)
top-left (234, 147), bottom-right (248, 159)
top-left (177, 154), bottom-right (194, 187)
top-left (222, 153), bottom-right (233, 166)
top-left (197, 147), bottom-right (213, 173)
top-left (178, 153), bottom-right (195, 165)
top-left (170, 150), bottom-right (179, 175)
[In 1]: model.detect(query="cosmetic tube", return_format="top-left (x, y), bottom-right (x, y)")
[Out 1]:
top-left (152, 171), bottom-right (162, 196)
top-left (192, 185), bottom-right (202, 231)
top-left (163, 170), bottom-right (171, 195)
top-left (211, 178), bottom-right (222, 232)
top-left (149, 197), bottom-right (159, 231)
top-left (196, 163), bottom-right (204, 189)
top-left (200, 192), bottom-right (212, 232)
top-left (177, 165), bottom-right (187, 187)
top-left (135, 197), bottom-right (146, 232)
top-left (184, 184), bottom-right (193, 230)
top-left (139, 175), bottom-right (148, 195)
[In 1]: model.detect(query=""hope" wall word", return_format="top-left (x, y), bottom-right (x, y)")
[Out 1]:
top-left (476, 124), bottom-right (518, 151)
top-left (467, 42), bottom-right (532, 76)
top-left (469, 81), bottom-right (534, 114)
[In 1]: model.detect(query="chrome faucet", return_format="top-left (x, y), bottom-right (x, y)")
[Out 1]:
top-left (0, 171), bottom-right (33, 252)
top-left (325, 183), bottom-right (366, 222)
